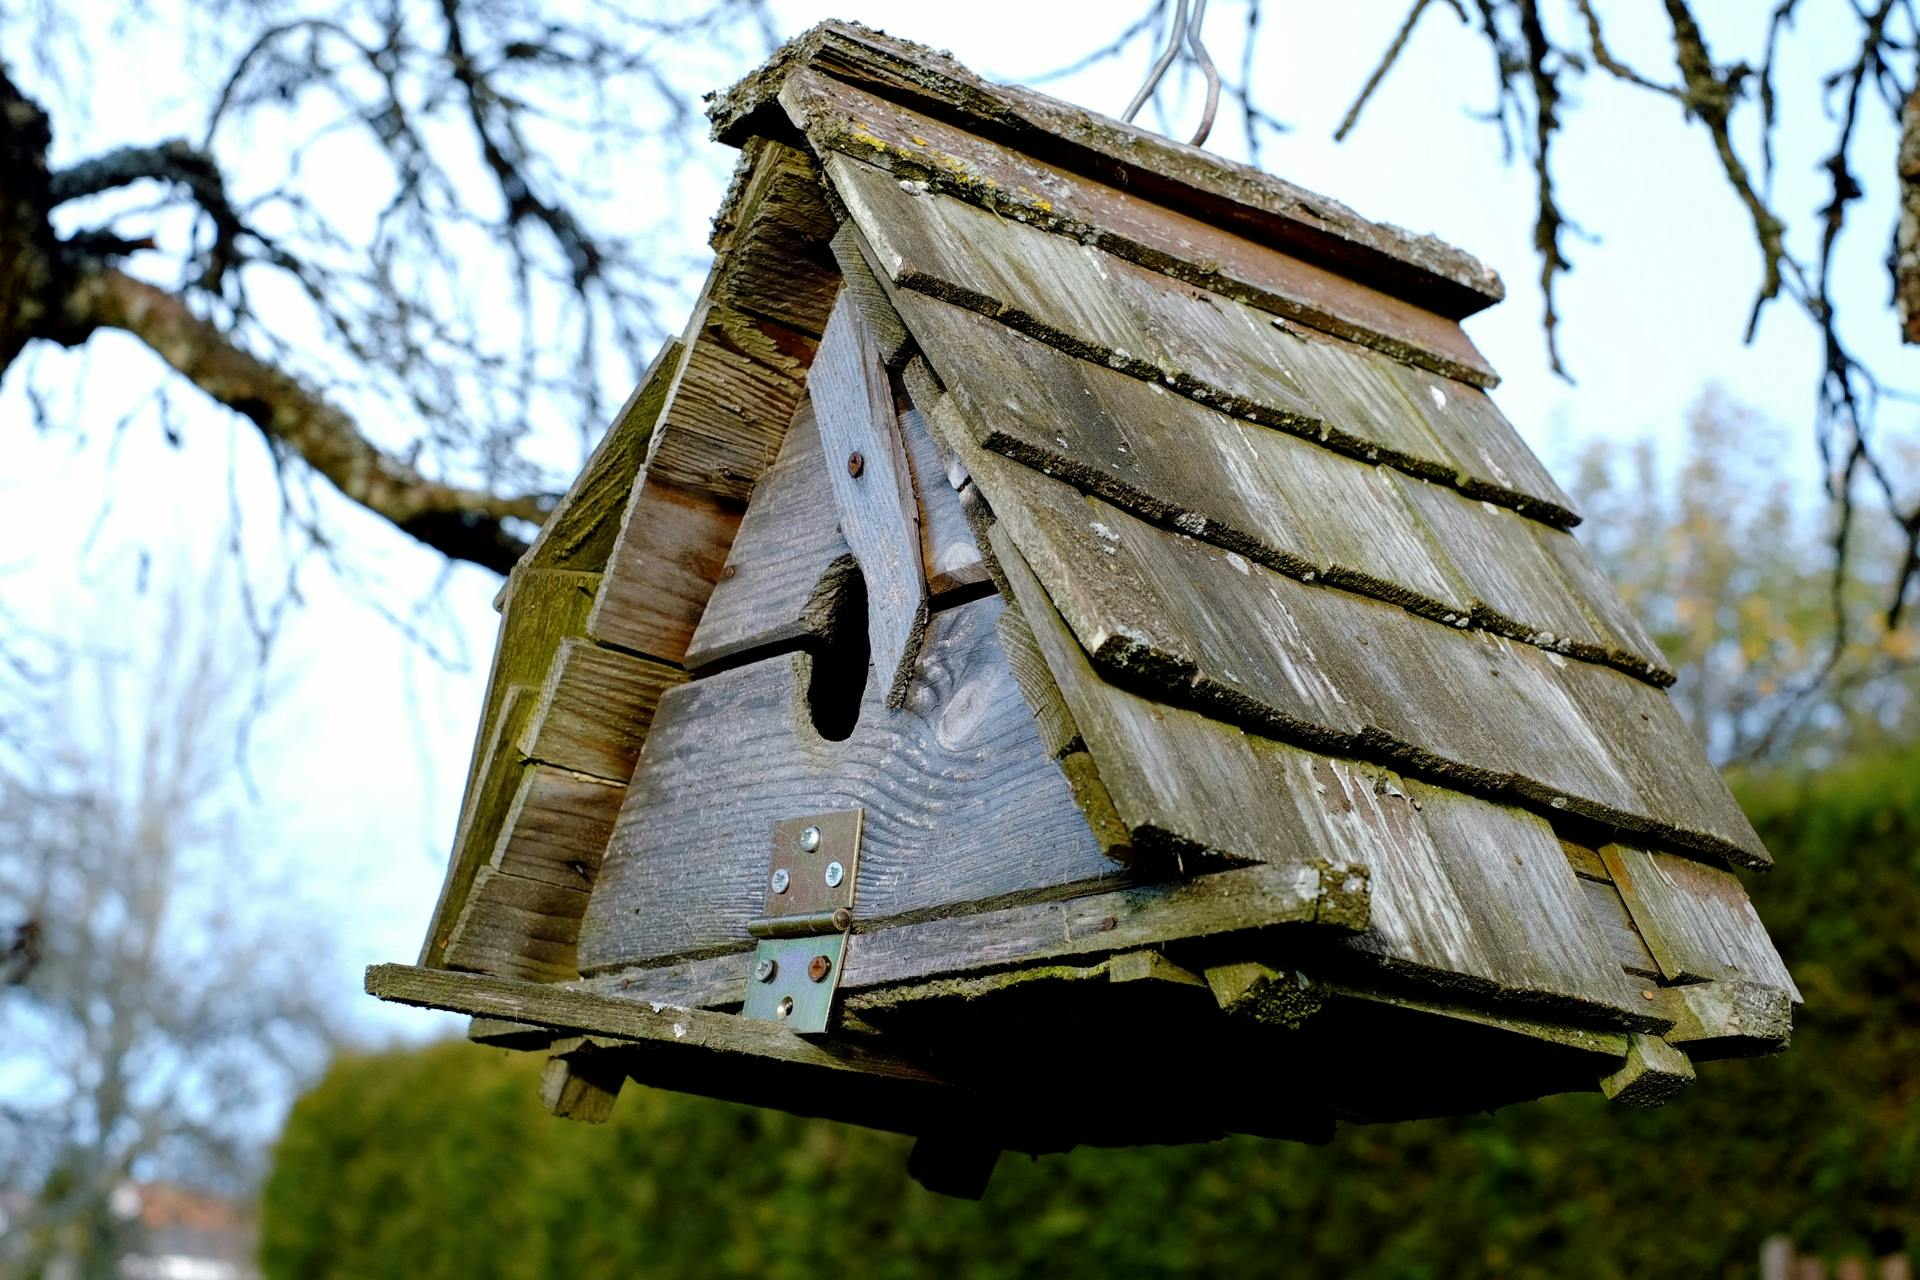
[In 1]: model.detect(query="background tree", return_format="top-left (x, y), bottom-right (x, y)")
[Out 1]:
top-left (1565, 386), bottom-right (1920, 763)
top-left (0, 575), bottom-right (337, 1280)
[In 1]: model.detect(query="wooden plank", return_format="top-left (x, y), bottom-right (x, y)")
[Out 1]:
top-left (712, 25), bottom-right (1504, 314)
top-left (466, 1017), bottom-right (554, 1050)
top-left (584, 138), bottom-right (841, 663)
top-left (586, 476), bottom-right (742, 665)
top-left (829, 162), bottom-right (1558, 525)
top-left (899, 404), bottom-right (986, 598)
top-left (953, 408), bottom-right (1768, 866)
top-left (685, 397), bottom-right (853, 671)
top-left (993, 605), bottom-right (1080, 760)
top-left (587, 863), bottom-right (1355, 1013)
top-left (519, 638), bottom-right (685, 783)
top-left (1598, 844), bottom-right (1799, 996)
top-left (811, 291), bottom-right (927, 706)
top-left (843, 864), bottom-right (1344, 992)
top-left (828, 220), bottom-right (912, 367)
top-left (1388, 468), bottom-right (1659, 679)
top-left (1576, 875), bottom-right (1662, 979)
top-left (488, 765), bottom-right (625, 893)
top-left (521, 338), bottom-right (683, 572)
top-left (1560, 836), bottom-right (1611, 881)
top-left (1598, 1032), bottom-right (1695, 1107)
top-left (366, 963), bottom-right (951, 1090)
top-left (1376, 353), bottom-right (1579, 525)
top-left (895, 290), bottom-right (1483, 629)
top-left (1348, 775), bottom-right (1651, 1022)
top-left (993, 519), bottom-right (1659, 1027)
top-left (422, 683), bottom-right (539, 967)
top-left (443, 866), bottom-right (588, 983)
top-left (1553, 669), bottom-right (1771, 869)
top-left (708, 137), bottom-right (841, 336)
top-left (772, 71), bottom-right (1497, 384)
top-left (540, 1037), bottom-right (626, 1123)
top-left (1652, 978), bottom-right (1793, 1059)
top-left (1531, 520), bottom-right (1672, 685)
top-left (577, 594), bottom-right (1126, 970)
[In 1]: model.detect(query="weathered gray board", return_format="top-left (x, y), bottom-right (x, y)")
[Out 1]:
top-left (751, 58), bottom-right (1502, 383)
top-left (915, 375), bottom-right (1765, 869)
top-left (578, 594), bottom-right (1128, 971)
top-left (829, 154), bottom-right (1575, 527)
top-left (810, 291), bottom-right (928, 706)
top-left (870, 266), bottom-right (1666, 685)
top-left (685, 397), bottom-right (852, 671)
top-left (985, 514), bottom-right (1661, 1031)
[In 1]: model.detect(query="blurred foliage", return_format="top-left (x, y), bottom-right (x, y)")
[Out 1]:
top-left (1566, 388), bottom-right (1920, 766)
top-left (260, 746), bottom-right (1919, 1279)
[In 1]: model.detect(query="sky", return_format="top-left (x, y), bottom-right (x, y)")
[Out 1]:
top-left (0, 0), bottom-right (1906, 1063)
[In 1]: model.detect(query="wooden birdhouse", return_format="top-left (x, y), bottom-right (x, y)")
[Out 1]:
top-left (370, 22), bottom-right (1798, 1196)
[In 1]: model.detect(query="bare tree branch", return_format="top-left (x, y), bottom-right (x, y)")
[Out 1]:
top-left (62, 267), bottom-right (551, 572)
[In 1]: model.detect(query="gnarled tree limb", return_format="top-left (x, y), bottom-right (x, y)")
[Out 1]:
top-left (59, 267), bottom-right (551, 573)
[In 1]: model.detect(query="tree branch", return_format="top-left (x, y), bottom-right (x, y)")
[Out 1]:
top-left (62, 267), bottom-right (550, 572)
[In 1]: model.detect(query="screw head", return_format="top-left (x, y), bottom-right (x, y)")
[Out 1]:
top-left (824, 860), bottom-right (845, 888)
top-left (798, 825), bottom-right (822, 853)
top-left (776, 995), bottom-right (795, 1019)
top-left (807, 954), bottom-right (832, 983)
top-left (847, 451), bottom-right (865, 478)
top-left (755, 957), bottom-right (778, 983)
top-left (770, 867), bottom-right (791, 894)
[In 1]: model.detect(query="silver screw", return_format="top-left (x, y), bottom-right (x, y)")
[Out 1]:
top-left (776, 995), bottom-right (795, 1019)
top-left (824, 860), bottom-right (844, 888)
top-left (770, 867), bottom-right (791, 894)
top-left (754, 957), bottom-right (778, 983)
top-left (798, 825), bottom-right (822, 852)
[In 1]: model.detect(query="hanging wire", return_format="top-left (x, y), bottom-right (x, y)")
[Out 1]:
top-left (1121, 0), bottom-right (1222, 148)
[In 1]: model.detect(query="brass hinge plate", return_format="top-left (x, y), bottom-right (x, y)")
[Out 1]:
top-left (742, 808), bottom-right (862, 1034)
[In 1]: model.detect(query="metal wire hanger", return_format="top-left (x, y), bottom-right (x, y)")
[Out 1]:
top-left (1121, 0), bottom-right (1222, 148)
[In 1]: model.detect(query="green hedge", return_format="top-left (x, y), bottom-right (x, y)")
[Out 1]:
top-left (261, 751), bottom-right (1920, 1279)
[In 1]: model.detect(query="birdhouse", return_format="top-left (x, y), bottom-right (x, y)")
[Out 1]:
top-left (370, 22), bottom-right (1798, 1196)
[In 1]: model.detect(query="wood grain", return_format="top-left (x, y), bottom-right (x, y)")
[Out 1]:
top-left (451, 568), bottom-right (601, 843)
top-left (685, 397), bottom-right (853, 671)
top-left (367, 963), bottom-right (951, 1089)
top-left (899, 404), bottom-right (986, 598)
top-left (811, 291), bottom-right (928, 705)
top-left (711, 25), bottom-right (1505, 313)
top-left (578, 594), bottom-right (1125, 971)
top-left (1598, 844), bottom-right (1799, 996)
top-left (782, 75), bottom-right (1498, 383)
top-left (443, 866), bottom-right (589, 983)
top-left (520, 638), bottom-right (685, 782)
top-left (586, 863), bottom-right (1353, 1012)
top-left (520, 338), bottom-right (683, 573)
top-left (892, 292), bottom-right (1665, 686)
top-left (488, 765), bottom-right (626, 893)
top-left (709, 137), bottom-right (841, 336)
top-left (992, 519), bottom-right (1661, 1027)
top-left (956, 418), bottom-right (1768, 868)
top-left (829, 161), bottom-right (1572, 525)
top-left (587, 476), bottom-right (742, 665)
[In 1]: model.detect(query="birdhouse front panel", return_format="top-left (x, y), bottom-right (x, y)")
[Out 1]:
top-left (370, 21), bottom-right (1797, 1189)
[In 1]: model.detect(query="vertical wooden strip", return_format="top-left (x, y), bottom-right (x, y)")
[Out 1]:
top-left (811, 291), bottom-right (929, 706)
top-left (1598, 844), bottom-right (1799, 997)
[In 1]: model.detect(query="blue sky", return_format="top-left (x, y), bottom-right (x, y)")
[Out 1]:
top-left (0, 0), bottom-right (1905, 1048)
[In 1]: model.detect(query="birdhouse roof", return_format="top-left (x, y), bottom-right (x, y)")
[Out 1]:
top-left (380, 22), bottom-right (1796, 1150)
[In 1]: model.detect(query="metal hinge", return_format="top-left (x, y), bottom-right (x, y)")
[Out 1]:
top-left (742, 809), bottom-right (862, 1033)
